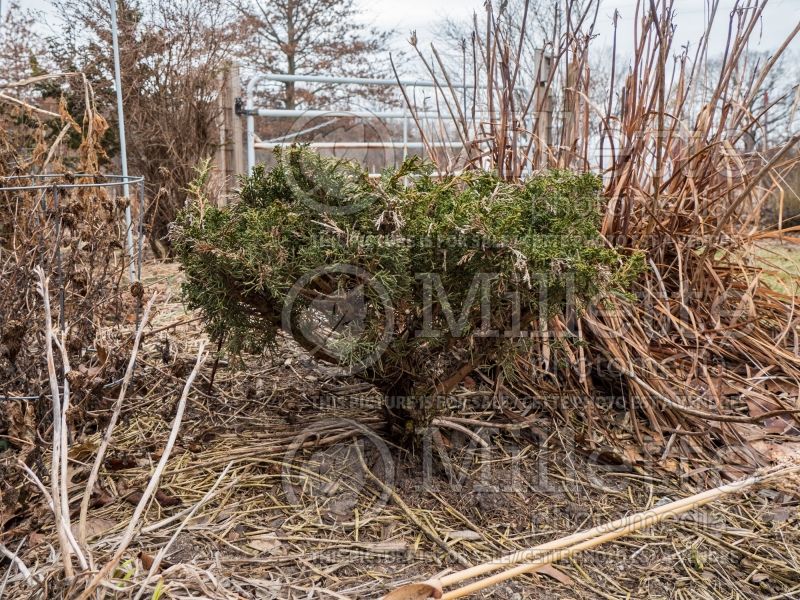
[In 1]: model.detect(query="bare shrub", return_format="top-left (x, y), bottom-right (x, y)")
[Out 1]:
top-left (49, 0), bottom-right (244, 255)
top-left (0, 75), bottom-right (134, 417)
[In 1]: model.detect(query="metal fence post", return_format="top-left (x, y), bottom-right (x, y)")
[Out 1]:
top-left (109, 0), bottom-right (136, 283)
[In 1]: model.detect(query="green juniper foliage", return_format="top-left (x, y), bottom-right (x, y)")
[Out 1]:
top-left (172, 146), bottom-right (642, 401)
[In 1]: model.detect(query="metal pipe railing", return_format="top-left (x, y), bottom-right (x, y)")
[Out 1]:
top-left (243, 73), bottom-right (483, 174)
top-left (251, 108), bottom-right (472, 119)
top-left (253, 141), bottom-right (459, 149)
top-left (109, 0), bottom-right (135, 283)
top-left (0, 173), bottom-right (144, 192)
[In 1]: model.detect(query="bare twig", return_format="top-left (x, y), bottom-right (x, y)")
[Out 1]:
top-left (78, 294), bottom-right (158, 547)
top-left (77, 341), bottom-right (208, 600)
top-left (0, 540), bottom-right (37, 589)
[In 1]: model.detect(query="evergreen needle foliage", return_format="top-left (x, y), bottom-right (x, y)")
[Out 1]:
top-left (173, 147), bottom-right (642, 415)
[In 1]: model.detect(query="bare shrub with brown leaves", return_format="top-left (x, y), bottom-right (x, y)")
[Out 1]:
top-left (0, 75), bottom-right (139, 479)
top-left (50, 0), bottom-right (243, 255)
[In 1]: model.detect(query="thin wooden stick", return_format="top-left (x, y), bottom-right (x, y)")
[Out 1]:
top-left (0, 540), bottom-right (38, 588)
top-left (431, 419), bottom-right (489, 448)
top-left (77, 342), bottom-right (207, 600)
top-left (0, 91), bottom-right (61, 118)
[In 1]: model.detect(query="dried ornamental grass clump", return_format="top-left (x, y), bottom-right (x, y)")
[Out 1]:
top-left (173, 146), bottom-right (642, 426)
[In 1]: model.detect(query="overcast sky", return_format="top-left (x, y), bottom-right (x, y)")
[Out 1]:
top-left (10, 0), bottom-right (800, 68)
top-left (358, 0), bottom-right (799, 61)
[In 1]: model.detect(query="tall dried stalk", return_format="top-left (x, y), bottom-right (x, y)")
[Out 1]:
top-left (77, 294), bottom-right (158, 547)
top-left (77, 342), bottom-right (208, 600)
top-left (401, 0), bottom-right (800, 475)
top-left (34, 267), bottom-right (76, 579)
top-left (18, 267), bottom-right (90, 585)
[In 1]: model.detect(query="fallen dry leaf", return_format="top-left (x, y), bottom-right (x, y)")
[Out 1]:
top-left (155, 490), bottom-right (181, 507)
top-left (123, 490), bottom-right (145, 506)
top-left (751, 440), bottom-right (800, 462)
top-left (138, 551), bottom-right (173, 572)
top-left (537, 564), bottom-right (574, 585)
top-left (106, 455), bottom-right (137, 471)
top-left (246, 532), bottom-right (282, 555)
top-left (383, 581), bottom-right (443, 600)
top-left (89, 488), bottom-right (114, 509)
top-left (72, 517), bottom-right (116, 540)
top-left (139, 551), bottom-right (155, 570)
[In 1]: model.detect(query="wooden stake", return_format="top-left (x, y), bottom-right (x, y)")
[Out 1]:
top-left (383, 464), bottom-right (799, 600)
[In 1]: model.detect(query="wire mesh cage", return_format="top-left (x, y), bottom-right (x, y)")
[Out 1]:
top-left (0, 173), bottom-right (146, 399)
